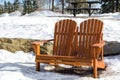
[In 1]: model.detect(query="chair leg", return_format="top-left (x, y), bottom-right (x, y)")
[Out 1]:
top-left (93, 59), bottom-right (97, 78)
top-left (36, 62), bottom-right (40, 71)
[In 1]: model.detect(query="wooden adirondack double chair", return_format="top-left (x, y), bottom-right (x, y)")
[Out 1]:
top-left (32, 19), bottom-right (105, 78)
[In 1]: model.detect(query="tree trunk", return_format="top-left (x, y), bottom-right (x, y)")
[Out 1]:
top-left (52, 0), bottom-right (54, 11)
top-left (116, 0), bottom-right (119, 12)
top-left (49, 0), bottom-right (51, 10)
top-left (62, 0), bottom-right (64, 14)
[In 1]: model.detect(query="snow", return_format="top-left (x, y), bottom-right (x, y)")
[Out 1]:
top-left (9, 11), bottom-right (22, 16)
top-left (0, 10), bottom-right (120, 80)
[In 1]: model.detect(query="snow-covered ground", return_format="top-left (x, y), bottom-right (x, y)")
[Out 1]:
top-left (0, 10), bottom-right (120, 80)
top-left (0, 11), bottom-right (120, 41)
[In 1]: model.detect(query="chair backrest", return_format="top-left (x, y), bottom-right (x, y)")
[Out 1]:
top-left (76, 19), bottom-right (103, 58)
top-left (53, 19), bottom-right (77, 56)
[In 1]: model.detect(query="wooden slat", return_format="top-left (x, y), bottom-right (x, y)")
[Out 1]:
top-left (53, 19), bottom-right (77, 56)
top-left (63, 19), bottom-right (69, 56)
top-left (60, 20), bottom-right (66, 56)
top-left (58, 20), bottom-right (62, 55)
top-left (36, 54), bottom-right (93, 62)
top-left (77, 19), bottom-right (104, 58)
top-left (86, 19), bottom-right (90, 57)
top-left (53, 22), bottom-right (58, 55)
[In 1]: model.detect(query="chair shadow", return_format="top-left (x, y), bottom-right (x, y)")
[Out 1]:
top-left (0, 62), bottom-right (105, 79)
top-left (0, 62), bottom-right (46, 79)
top-left (46, 65), bottom-right (105, 77)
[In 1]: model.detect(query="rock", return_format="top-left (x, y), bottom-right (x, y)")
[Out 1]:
top-left (0, 38), bottom-right (33, 52)
top-left (0, 38), bottom-right (53, 54)
top-left (41, 42), bottom-right (53, 55)
top-left (0, 38), bottom-right (120, 56)
top-left (0, 42), bottom-right (32, 53)
top-left (104, 41), bottom-right (120, 56)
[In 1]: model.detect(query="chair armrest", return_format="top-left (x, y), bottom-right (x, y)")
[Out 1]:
top-left (31, 39), bottom-right (54, 45)
top-left (91, 41), bottom-right (105, 48)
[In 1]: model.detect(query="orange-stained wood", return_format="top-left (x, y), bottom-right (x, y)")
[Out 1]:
top-left (53, 19), bottom-right (77, 56)
top-left (31, 19), bottom-right (105, 78)
top-left (77, 19), bottom-right (105, 78)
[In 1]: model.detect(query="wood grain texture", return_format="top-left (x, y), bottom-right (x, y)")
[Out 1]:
top-left (32, 19), bottom-right (105, 78)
